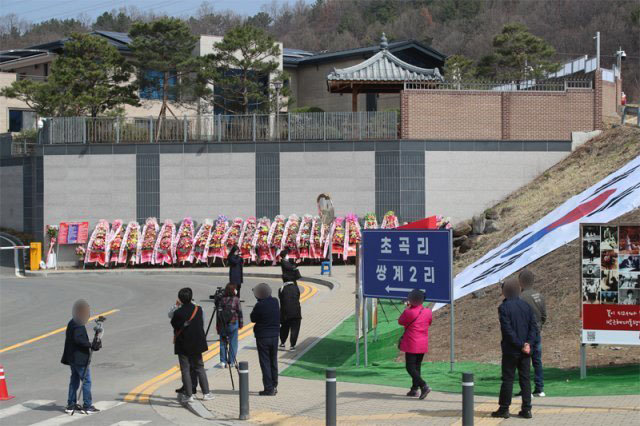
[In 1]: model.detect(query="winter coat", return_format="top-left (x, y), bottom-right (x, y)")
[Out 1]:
top-left (250, 296), bottom-right (280, 339)
top-left (520, 288), bottom-right (547, 331)
top-left (281, 258), bottom-right (299, 283)
top-left (498, 297), bottom-right (538, 355)
top-left (171, 302), bottom-right (208, 356)
top-left (61, 319), bottom-right (92, 366)
top-left (278, 282), bottom-right (302, 322)
top-left (228, 251), bottom-right (243, 285)
top-left (398, 304), bottom-right (433, 354)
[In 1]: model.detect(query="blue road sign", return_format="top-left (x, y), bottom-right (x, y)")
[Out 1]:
top-left (361, 229), bottom-right (452, 302)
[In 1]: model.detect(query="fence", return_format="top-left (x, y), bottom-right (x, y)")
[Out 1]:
top-left (404, 79), bottom-right (592, 92)
top-left (40, 111), bottom-right (398, 144)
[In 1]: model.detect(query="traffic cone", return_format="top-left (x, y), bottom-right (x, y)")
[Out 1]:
top-left (0, 365), bottom-right (14, 400)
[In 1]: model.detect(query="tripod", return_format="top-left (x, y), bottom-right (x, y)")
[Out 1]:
top-left (204, 298), bottom-right (240, 390)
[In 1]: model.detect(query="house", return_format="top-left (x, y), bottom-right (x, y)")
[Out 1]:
top-left (0, 30), bottom-right (284, 133)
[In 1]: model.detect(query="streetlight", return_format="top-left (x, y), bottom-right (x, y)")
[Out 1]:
top-left (272, 80), bottom-right (283, 140)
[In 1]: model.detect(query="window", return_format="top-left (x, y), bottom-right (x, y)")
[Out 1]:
top-left (9, 109), bottom-right (37, 132)
top-left (139, 70), bottom-right (177, 100)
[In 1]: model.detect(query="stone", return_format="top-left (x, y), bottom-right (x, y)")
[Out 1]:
top-left (453, 235), bottom-right (468, 247)
top-left (472, 215), bottom-right (486, 235)
top-left (453, 222), bottom-right (472, 237)
top-left (484, 220), bottom-right (501, 233)
top-left (458, 237), bottom-right (474, 254)
top-left (485, 208), bottom-right (499, 220)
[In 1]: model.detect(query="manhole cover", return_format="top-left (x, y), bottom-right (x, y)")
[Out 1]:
top-left (93, 362), bottom-right (135, 369)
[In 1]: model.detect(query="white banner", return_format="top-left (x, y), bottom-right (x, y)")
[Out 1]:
top-left (437, 155), bottom-right (640, 309)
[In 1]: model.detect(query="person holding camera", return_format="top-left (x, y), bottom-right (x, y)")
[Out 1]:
top-left (61, 299), bottom-right (102, 414)
top-left (278, 280), bottom-right (302, 351)
top-left (171, 287), bottom-right (214, 403)
top-left (398, 289), bottom-right (433, 400)
top-left (250, 283), bottom-right (280, 396)
top-left (217, 283), bottom-right (244, 368)
top-left (228, 245), bottom-right (244, 294)
top-left (280, 248), bottom-right (300, 284)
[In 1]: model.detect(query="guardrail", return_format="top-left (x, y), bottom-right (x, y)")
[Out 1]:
top-left (39, 111), bottom-right (398, 144)
top-left (405, 79), bottom-right (593, 92)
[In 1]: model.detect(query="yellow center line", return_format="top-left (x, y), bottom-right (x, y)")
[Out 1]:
top-left (0, 309), bottom-right (120, 354)
top-left (125, 280), bottom-right (317, 403)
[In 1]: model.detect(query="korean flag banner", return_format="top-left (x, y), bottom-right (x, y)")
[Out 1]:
top-left (436, 155), bottom-right (640, 310)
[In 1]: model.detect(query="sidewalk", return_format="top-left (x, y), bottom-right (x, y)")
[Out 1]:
top-left (150, 265), bottom-right (640, 425)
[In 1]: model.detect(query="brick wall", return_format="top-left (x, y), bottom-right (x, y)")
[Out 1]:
top-left (403, 82), bottom-right (601, 140)
top-left (602, 80), bottom-right (618, 118)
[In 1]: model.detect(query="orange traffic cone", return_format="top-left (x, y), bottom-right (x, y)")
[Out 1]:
top-left (0, 365), bottom-right (14, 400)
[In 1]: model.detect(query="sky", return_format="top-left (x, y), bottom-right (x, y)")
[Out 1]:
top-left (0, 0), bottom-right (300, 23)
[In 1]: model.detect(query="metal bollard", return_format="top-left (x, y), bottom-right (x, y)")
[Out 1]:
top-left (462, 372), bottom-right (474, 426)
top-left (239, 361), bottom-right (249, 420)
top-left (326, 368), bottom-right (337, 426)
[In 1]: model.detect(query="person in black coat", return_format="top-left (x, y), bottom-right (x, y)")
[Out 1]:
top-left (61, 299), bottom-right (101, 414)
top-left (250, 283), bottom-right (280, 396)
top-left (228, 245), bottom-right (243, 293)
top-left (492, 278), bottom-right (538, 420)
top-left (278, 281), bottom-right (302, 350)
top-left (280, 248), bottom-right (300, 284)
top-left (171, 287), bottom-right (213, 402)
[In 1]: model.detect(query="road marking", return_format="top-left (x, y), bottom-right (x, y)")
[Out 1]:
top-left (124, 280), bottom-right (317, 403)
top-left (0, 400), bottom-right (55, 420)
top-left (28, 401), bottom-right (124, 426)
top-left (107, 422), bottom-right (151, 426)
top-left (0, 309), bottom-right (119, 354)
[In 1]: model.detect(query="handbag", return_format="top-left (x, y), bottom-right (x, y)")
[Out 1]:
top-left (173, 305), bottom-right (198, 344)
top-left (397, 307), bottom-right (424, 349)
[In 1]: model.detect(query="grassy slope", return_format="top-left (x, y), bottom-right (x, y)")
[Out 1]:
top-left (427, 126), bottom-right (640, 368)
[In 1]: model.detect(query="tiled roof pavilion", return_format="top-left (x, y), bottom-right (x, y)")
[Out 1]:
top-left (326, 34), bottom-right (443, 111)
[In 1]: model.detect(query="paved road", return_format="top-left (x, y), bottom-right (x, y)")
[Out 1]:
top-left (0, 272), bottom-right (288, 426)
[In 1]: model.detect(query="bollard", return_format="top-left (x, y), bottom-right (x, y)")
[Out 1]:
top-left (239, 361), bottom-right (249, 420)
top-left (326, 368), bottom-right (336, 426)
top-left (462, 372), bottom-right (474, 426)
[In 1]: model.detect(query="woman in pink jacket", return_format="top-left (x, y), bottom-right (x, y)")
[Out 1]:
top-left (398, 289), bottom-right (433, 399)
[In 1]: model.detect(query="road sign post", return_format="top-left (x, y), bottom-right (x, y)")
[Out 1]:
top-left (361, 229), bottom-right (454, 368)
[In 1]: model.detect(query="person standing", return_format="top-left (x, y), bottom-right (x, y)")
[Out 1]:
top-left (492, 278), bottom-right (538, 419)
top-left (280, 248), bottom-right (301, 284)
top-left (250, 283), bottom-right (280, 396)
top-left (279, 280), bottom-right (302, 351)
top-left (171, 287), bottom-right (214, 403)
top-left (398, 289), bottom-right (433, 400)
top-left (217, 283), bottom-right (244, 368)
top-left (228, 245), bottom-right (243, 294)
top-left (519, 269), bottom-right (546, 397)
top-left (61, 299), bottom-right (101, 414)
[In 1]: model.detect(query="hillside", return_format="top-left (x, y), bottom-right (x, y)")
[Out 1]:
top-left (428, 126), bottom-right (640, 368)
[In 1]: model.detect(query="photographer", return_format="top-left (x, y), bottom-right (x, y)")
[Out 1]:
top-left (278, 280), bottom-right (302, 351)
top-left (228, 245), bottom-right (244, 293)
top-left (216, 283), bottom-right (244, 368)
top-left (171, 287), bottom-right (214, 403)
top-left (280, 248), bottom-right (300, 284)
top-left (250, 283), bottom-right (280, 396)
top-left (61, 299), bottom-right (101, 414)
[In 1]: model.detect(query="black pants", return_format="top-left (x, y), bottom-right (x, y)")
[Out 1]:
top-left (256, 336), bottom-right (279, 391)
top-left (405, 352), bottom-right (426, 390)
top-left (178, 353), bottom-right (210, 397)
top-left (499, 352), bottom-right (532, 411)
top-left (280, 318), bottom-right (301, 347)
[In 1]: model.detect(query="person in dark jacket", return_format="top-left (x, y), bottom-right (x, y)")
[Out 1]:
top-left (278, 281), bottom-right (302, 350)
top-left (217, 283), bottom-right (244, 368)
top-left (250, 283), bottom-right (280, 395)
top-left (518, 269), bottom-right (546, 397)
top-left (280, 248), bottom-right (299, 284)
top-left (228, 245), bottom-right (243, 293)
top-left (61, 299), bottom-right (101, 414)
top-left (171, 287), bottom-right (214, 403)
top-left (492, 278), bottom-right (538, 420)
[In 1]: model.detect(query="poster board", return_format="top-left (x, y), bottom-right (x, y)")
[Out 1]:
top-left (580, 223), bottom-right (640, 345)
top-left (58, 222), bottom-right (89, 245)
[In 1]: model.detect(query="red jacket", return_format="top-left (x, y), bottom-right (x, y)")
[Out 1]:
top-left (398, 304), bottom-right (433, 354)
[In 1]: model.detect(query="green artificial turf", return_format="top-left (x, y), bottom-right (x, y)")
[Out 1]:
top-left (282, 301), bottom-right (640, 397)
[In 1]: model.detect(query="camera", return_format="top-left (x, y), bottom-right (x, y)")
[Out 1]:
top-left (210, 286), bottom-right (224, 306)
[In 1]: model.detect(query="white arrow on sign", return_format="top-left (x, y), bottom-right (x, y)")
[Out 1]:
top-left (385, 285), bottom-right (412, 293)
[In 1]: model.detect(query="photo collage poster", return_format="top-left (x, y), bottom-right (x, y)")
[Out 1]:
top-left (582, 224), bottom-right (640, 306)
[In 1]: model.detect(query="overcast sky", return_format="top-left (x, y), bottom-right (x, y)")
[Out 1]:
top-left (1, 0), bottom-right (302, 24)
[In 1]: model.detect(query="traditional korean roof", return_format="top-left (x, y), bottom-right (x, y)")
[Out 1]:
top-left (327, 35), bottom-right (443, 83)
